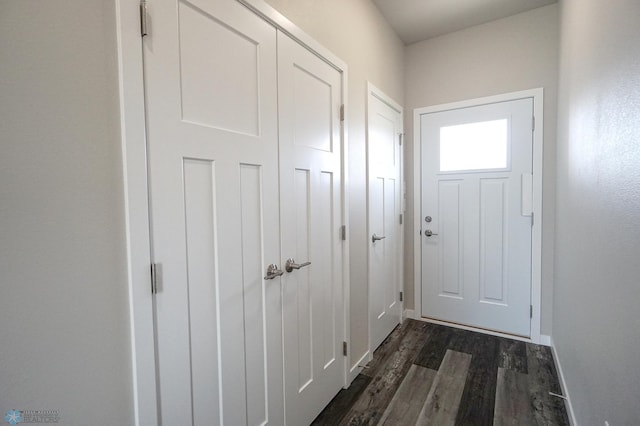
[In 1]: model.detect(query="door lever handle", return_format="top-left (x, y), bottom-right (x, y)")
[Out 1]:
top-left (285, 258), bottom-right (311, 273)
top-left (424, 229), bottom-right (439, 237)
top-left (372, 233), bottom-right (386, 243)
top-left (264, 264), bottom-right (284, 280)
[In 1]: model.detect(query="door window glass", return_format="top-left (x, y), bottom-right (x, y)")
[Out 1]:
top-left (439, 119), bottom-right (508, 172)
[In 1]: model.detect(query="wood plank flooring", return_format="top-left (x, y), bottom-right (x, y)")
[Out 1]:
top-left (312, 319), bottom-right (569, 426)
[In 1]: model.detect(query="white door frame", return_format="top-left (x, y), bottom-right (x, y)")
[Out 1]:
top-left (365, 82), bottom-right (404, 358)
top-left (412, 88), bottom-right (544, 344)
top-left (114, 0), bottom-right (350, 423)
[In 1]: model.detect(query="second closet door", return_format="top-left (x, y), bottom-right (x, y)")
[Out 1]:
top-left (145, 0), bottom-right (284, 424)
top-left (277, 32), bottom-right (346, 426)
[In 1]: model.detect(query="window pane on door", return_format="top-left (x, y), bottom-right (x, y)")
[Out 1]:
top-left (439, 119), bottom-right (508, 172)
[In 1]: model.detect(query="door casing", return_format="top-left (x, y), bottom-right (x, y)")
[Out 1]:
top-left (114, 0), bottom-right (351, 423)
top-left (412, 88), bottom-right (544, 344)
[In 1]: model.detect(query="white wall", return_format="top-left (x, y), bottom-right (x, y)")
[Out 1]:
top-left (554, 0), bottom-right (640, 423)
top-left (404, 4), bottom-right (559, 335)
top-left (0, 1), bottom-right (133, 424)
top-left (263, 0), bottom-right (405, 372)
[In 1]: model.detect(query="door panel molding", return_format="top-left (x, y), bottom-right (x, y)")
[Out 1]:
top-left (413, 88), bottom-right (544, 343)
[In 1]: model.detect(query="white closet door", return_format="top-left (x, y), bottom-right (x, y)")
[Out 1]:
top-left (144, 0), bottom-right (283, 424)
top-left (368, 90), bottom-right (403, 351)
top-left (277, 31), bottom-right (345, 426)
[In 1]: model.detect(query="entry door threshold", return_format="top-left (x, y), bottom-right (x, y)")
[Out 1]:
top-left (418, 316), bottom-right (534, 344)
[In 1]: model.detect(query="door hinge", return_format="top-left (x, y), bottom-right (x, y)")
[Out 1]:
top-left (343, 341), bottom-right (348, 356)
top-left (399, 291), bottom-right (404, 302)
top-left (531, 212), bottom-right (534, 227)
top-left (399, 214), bottom-right (403, 225)
top-left (340, 225), bottom-right (346, 241)
top-left (140, 1), bottom-right (148, 37)
top-left (150, 263), bottom-right (158, 294)
top-left (532, 116), bottom-right (535, 132)
top-left (530, 305), bottom-right (533, 318)
top-left (339, 104), bottom-right (345, 122)
top-left (399, 133), bottom-right (403, 146)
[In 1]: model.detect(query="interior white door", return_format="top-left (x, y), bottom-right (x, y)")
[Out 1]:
top-left (420, 98), bottom-right (534, 337)
top-left (144, 0), bottom-right (283, 424)
top-left (277, 31), bottom-right (345, 426)
top-left (368, 89), bottom-right (403, 351)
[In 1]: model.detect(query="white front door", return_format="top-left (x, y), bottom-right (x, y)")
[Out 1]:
top-left (367, 87), bottom-right (403, 351)
top-left (420, 98), bottom-right (534, 337)
top-left (144, 0), bottom-right (283, 424)
top-left (277, 32), bottom-right (345, 426)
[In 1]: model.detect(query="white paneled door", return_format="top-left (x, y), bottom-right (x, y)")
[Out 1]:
top-left (420, 98), bottom-right (534, 337)
top-left (367, 88), bottom-right (403, 351)
top-left (277, 32), bottom-right (345, 426)
top-left (144, 0), bottom-right (283, 424)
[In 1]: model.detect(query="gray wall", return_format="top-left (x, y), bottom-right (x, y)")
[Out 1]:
top-left (264, 0), bottom-right (405, 372)
top-left (0, 0), bottom-right (133, 424)
top-left (554, 0), bottom-right (640, 423)
top-left (404, 4), bottom-right (559, 335)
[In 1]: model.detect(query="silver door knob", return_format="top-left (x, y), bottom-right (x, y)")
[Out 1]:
top-left (372, 233), bottom-right (386, 243)
top-left (285, 258), bottom-right (311, 273)
top-left (264, 264), bottom-right (284, 280)
top-left (424, 229), bottom-right (439, 237)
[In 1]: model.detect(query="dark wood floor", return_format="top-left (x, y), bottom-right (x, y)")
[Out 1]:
top-left (312, 319), bottom-right (569, 425)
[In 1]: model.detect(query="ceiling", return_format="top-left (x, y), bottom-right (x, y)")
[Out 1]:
top-left (372, 0), bottom-right (557, 45)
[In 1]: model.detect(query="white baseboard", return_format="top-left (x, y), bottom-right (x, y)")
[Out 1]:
top-left (403, 309), bottom-right (416, 320)
top-left (540, 334), bottom-right (551, 346)
top-left (550, 337), bottom-right (577, 425)
top-left (348, 350), bottom-right (371, 383)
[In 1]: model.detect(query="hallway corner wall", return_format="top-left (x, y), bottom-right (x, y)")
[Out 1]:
top-left (553, 0), bottom-right (640, 423)
top-left (0, 0), bottom-right (133, 423)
